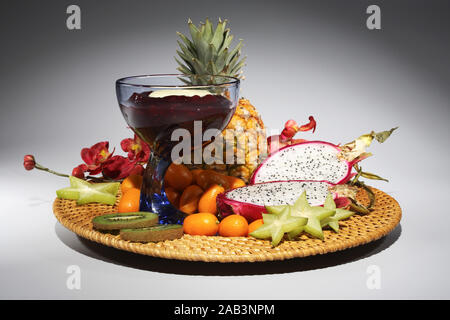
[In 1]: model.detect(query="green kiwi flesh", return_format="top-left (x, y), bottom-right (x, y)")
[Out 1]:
top-left (92, 212), bottom-right (158, 231)
top-left (120, 224), bottom-right (183, 242)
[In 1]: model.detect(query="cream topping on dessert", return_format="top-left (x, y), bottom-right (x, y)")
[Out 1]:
top-left (149, 89), bottom-right (212, 98)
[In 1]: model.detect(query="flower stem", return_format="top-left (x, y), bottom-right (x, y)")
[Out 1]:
top-left (350, 165), bottom-right (362, 185)
top-left (34, 162), bottom-right (122, 183)
top-left (34, 163), bottom-right (70, 178)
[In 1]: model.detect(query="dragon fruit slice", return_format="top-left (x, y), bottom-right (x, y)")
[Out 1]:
top-left (217, 180), bottom-right (336, 222)
top-left (251, 141), bottom-right (353, 185)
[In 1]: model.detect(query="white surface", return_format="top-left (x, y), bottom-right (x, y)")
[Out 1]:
top-left (1, 0), bottom-right (449, 299)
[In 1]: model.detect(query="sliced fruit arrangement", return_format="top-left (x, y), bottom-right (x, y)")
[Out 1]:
top-left (250, 191), bottom-right (355, 246)
top-left (257, 127), bottom-right (398, 213)
top-left (35, 17), bottom-right (399, 247)
top-left (217, 180), bottom-right (336, 222)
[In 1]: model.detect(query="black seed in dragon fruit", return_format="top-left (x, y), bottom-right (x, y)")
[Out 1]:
top-left (251, 141), bottom-right (353, 185)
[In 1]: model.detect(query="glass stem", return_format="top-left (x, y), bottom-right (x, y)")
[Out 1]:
top-left (140, 152), bottom-right (185, 224)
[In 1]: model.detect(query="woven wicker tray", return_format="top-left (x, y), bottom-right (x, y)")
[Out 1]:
top-left (53, 187), bottom-right (401, 263)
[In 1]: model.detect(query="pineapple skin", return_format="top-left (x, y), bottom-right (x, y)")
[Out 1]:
top-left (202, 98), bottom-right (266, 182)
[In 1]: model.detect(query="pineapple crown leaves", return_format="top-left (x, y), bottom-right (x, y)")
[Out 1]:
top-left (175, 18), bottom-right (246, 79)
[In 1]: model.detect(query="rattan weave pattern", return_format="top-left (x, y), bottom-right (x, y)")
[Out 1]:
top-left (53, 187), bottom-right (401, 262)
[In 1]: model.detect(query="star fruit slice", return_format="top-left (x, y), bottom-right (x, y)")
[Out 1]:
top-left (290, 191), bottom-right (335, 240)
top-left (249, 206), bottom-right (307, 246)
top-left (266, 205), bottom-right (307, 241)
top-left (56, 176), bottom-right (120, 205)
top-left (265, 205), bottom-right (287, 215)
top-left (320, 193), bottom-right (355, 232)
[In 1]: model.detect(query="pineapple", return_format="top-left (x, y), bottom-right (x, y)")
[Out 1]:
top-left (175, 18), bottom-right (266, 182)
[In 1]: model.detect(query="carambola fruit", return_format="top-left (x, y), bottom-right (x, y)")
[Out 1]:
top-left (56, 176), bottom-right (120, 205)
top-left (320, 193), bottom-right (354, 232)
top-left (290, 191), bottom-right (335, 240)
top-left (250, 191), bottom-right (356, 245)
top-left (249, 206), bottom-right (307, 246)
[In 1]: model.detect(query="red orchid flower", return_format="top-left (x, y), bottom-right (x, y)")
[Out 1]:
top-left (25, 136), bottom-right (145, 182)
top-left (280, 116), bottom-right (316, 141)
top-left (102, 155), bottom-right (144, 180)
top-left (72, 164), bottom-right (88, 179)
top-left (299, 116), bottom-right (317, 133)
top-left (268, 116), bottom-right (317, 154)
top-left (79, 141), bottom-right (114, 175)
top-left (120, 134), bottom-right (150, 163)
top-left (128, 164), bottom-right (144, 176)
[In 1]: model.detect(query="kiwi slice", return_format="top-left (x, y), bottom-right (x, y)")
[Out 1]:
top-left (92, 212), bottom-right (158, 231)
top-left (120, 224), bottom-right (183, 242)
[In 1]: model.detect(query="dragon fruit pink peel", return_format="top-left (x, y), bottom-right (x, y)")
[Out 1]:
top-left (217, 180), bottom-right (337, 222)
top-left (251, 141), bottom-right (354, 185)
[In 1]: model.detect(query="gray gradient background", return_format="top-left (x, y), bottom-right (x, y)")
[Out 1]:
top-left (1, 0), bottom-right (449, 299)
